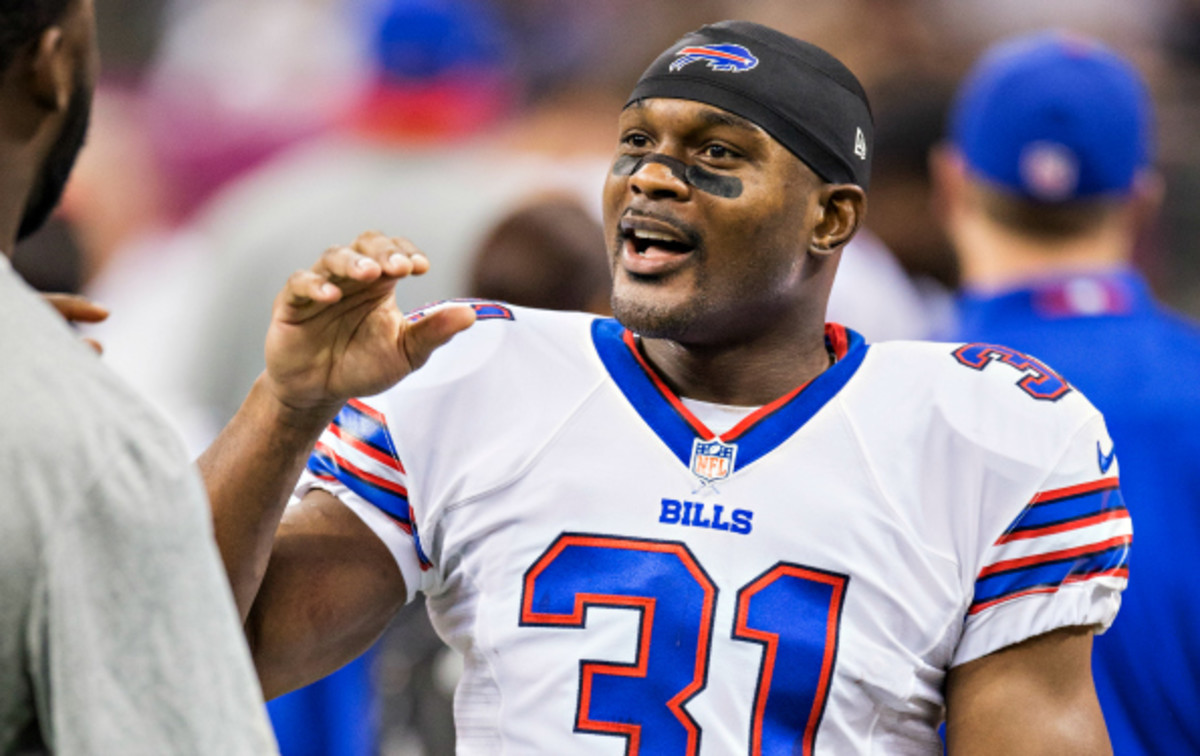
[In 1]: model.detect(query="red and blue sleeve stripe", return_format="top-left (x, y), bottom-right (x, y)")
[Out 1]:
top-left (969, 478), bottom-right (1130, 616)
top-left (969, 538), bottom-right (1129, 615)
top-left (305, 400), bottom-right (411, 524)
top-left (332, 399), bottom-right (406, 474)
top-left (995, 479), bottom-right (1126, 543)
top-left (307, 442), bottom-right (412, 525)
top-left (304, 400), bottom-right (435, 572)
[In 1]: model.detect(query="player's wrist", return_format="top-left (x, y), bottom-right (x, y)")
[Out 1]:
top-left (251, 372), bottom-right (344, 435)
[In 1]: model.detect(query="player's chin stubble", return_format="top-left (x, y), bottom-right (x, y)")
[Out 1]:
top-left (610, 277), bottom-right (713, 341)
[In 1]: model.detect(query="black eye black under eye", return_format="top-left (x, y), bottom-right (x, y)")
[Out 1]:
top-left (611, 153), bottom-right (743, 199)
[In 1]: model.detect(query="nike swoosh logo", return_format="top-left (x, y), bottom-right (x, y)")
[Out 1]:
top-left (1097, 441), bottom-right (1117, 475)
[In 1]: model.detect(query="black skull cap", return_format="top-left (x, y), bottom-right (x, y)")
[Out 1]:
top-left (627, 20), bottom-right (874, 189)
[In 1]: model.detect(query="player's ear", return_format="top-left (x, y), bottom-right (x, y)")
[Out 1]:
top-left (809, 183), bottom-right (866, 256)
top-left (929, 143), bottom-right (968, 220)
top-left (1129, 167), bottom-right (1164, 237)
top-left (25, 25), bottom-right (73, 112)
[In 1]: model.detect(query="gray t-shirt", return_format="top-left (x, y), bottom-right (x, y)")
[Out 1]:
top-left (0, 257), bottom-right (277, 755)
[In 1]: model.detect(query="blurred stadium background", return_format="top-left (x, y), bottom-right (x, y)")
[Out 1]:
top-left (17, 0), bottom-right (1200, 753)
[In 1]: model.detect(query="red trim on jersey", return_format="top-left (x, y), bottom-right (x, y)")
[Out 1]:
top-left (733, 564), bottom-right (846, 756)
top-left (967, 566), bottom-right (1129, 616)
top-left (520, 535), bottom-right (715, 756)
top-left (978, 534), bottom-right (1131, 579)
top-left (996, 509), bottom-right (1130, 544)
top-left (1030, 477), bottom-right (1120, 504)
top-left (825, 323), bottom-right (850, 361)
top-left (328, 423), bottom-right (405, 473)
top-left (722, 380), bottom-right (812, 442)
top-left (314, 441), bottom-right (409, 498)
top-left (723, 324), bottom-right (849, 442)
top-left (347, 397), bottom-right (387, 425)
top-left (575, 592), bottom-right (656, 753)
top-left (619, 323), bottom-right (853, 443)
top-left (621, 329), bottom-right (715, 439)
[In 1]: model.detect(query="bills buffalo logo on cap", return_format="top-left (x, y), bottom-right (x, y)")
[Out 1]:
top-left (690, 438), bottom-right (737, 484)
top-left (670, 43), bottom-right (759, 73)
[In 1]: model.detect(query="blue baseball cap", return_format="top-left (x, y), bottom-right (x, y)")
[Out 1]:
top-left (951, 31), bottom-right (1153, 202)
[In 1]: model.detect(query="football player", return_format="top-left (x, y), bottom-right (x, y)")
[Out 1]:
top-left (204, 21), bottom-right (1125, 754)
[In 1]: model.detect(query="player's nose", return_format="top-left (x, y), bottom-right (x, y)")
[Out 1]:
top-left (630, 158), bottom-right (691, 201)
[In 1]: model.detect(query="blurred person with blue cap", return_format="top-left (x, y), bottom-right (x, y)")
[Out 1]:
top-left (934, 30), bottom-right (1200, 754)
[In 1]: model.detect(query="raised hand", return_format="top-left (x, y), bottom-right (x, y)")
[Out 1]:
top-left (263, 231), bottom-right (476, 415)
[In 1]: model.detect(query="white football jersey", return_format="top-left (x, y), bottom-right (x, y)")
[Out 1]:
top-left (296, 304), bottom-right (1129, 755)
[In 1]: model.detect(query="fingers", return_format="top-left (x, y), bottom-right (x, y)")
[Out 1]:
top-left (276, 231), bottom-right (430, 323)
top-left (278, 269), bottom-right (342, 315)
top-left (313, 232), bottom-right (429, 283)
top-left (357, 231), bottom-right (430, 277)
top-left (42, 293), bottom-right (109, 323)
top-left (402, 305), bottom-right (477, 370)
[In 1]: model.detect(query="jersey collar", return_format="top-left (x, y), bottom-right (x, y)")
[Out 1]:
top-left (959, 268), bottom-right (1153, 322)
top-left (592, 320), bottom-right (868, 477)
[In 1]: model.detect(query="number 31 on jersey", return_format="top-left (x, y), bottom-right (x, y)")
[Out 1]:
top-left (520, 533), bottom-right (849, 755)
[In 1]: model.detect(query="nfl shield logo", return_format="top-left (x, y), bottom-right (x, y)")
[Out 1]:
top-left (690, 438), bottom-right (737, 483)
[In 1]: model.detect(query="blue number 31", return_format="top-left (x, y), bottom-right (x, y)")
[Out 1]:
top-left (520, 534), bottom-right (849, 755)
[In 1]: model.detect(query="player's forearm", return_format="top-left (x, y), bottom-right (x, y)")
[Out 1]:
top-left (198, 373), bottom-right (341, 619)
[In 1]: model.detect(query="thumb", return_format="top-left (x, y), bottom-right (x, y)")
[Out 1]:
top-left (402, 305), bottom-right (477, 370)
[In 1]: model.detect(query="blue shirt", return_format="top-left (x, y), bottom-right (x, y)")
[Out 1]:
top-left (266, 651), bottom-right (377, 756)
top-left (956, 269), bottom-right (1200, 754)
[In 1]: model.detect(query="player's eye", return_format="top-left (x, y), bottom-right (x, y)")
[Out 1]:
top-left (622, 133), bottom-right (651, 150)
top-left (702, 143), bottom-right (740, 161)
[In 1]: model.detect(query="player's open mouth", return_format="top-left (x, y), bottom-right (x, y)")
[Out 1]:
top-left (627, 228), bottom-right (695, 254)
top-left (619, 216), bottom-right (698, 274)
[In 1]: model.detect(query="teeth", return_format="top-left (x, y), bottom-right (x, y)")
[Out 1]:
top-left (631, 229), bottom-right (681, 243)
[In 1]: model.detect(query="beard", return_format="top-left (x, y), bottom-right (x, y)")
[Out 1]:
top-left (608, 235), bottom-right (722, 344)
top-left (611, 282), bottom-right (713, 343)
top-left (17, 75), bottom-right (92, 241)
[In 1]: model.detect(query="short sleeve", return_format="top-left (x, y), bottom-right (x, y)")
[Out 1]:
top-left (293, 397), bottom-right (433, 598)
top-left (954, 412), bottom-right (1131, 666)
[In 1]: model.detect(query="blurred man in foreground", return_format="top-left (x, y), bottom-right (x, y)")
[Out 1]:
top-left (205, 21), bottom-right (1125, 753)
top-left (935, 31), bottom-right (1200, 753)
top-left (0, 0), bottom-right (275, 751)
